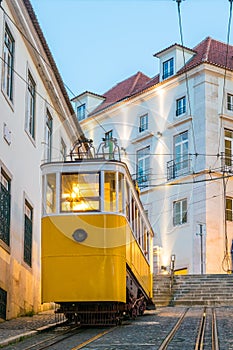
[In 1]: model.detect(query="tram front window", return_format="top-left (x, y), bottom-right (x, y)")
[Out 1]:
top-left (61, 173), bottom-right (100, 212)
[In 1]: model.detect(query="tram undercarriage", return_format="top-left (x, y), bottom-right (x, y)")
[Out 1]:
top-left (56, 298), bottom-right (147, 326)
top-left (56, 269), bottom-right (152, 326)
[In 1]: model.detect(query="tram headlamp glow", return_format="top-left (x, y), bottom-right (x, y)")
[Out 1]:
top-left (72, 229), bottom-right (88, 242)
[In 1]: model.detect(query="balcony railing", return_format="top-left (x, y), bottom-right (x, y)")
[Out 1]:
top-left (221, 153), bottom-right (233, 173)
top-left (167, 157), bottom-right (191, 180)
top-left (136, 168), bottom-right (152, 189)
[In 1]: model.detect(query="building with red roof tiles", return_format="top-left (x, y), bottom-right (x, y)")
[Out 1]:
top-left (73, 37), bottom-right (233, 275)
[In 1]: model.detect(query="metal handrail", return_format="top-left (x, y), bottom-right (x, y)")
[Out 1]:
top-left (167, 157), bottom-right (191, 180)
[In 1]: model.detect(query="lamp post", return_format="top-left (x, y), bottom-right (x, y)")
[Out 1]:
top-left (196, 224), bottom-right (205, 274)
top-left (169, 254), bottom-right (176, 292)
top-left (170, 254), bottom-right (176, 273)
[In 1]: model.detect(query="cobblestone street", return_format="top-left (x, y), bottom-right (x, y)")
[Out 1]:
top-left (0, 310), bottom-right (60, 347)
top-left (1, 307), bottom-right (233, 349)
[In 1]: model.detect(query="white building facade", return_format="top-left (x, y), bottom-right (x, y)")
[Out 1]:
top-left (72, 37), bottom-right (233, 275)
top-left (0, 0), bottom-right (83, 319)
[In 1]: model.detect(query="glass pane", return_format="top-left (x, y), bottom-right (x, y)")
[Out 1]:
top-left (24, 214), bottom-right (32, 266)
top-left (226, 199), bottom-right (232, 221)
top-left (226, 198), bottom-right (232, 210)
top-left (225, 129), bottom-right (233, 138)
top-left (46, 173), bottom-right (56, 214)
top-left (61, 173), bottom-right (99, 212)
top-left (125, 180), bottom-right (130, 221)
top-left (174, 201), bottom-right (180, 225)
top-left (118, 173), bottom-right (124, 213)
top-left (104, 172), bottom-right (116, 212)
top-left (182, 200), bottom-right (187, 223)
top-left (182, 132), bottom-right (188, 141)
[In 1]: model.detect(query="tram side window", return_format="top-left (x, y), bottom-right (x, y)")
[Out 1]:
top-left (147, 231), bottom-right (150, 258)
top-left (143, 227), bottom-right (147, 254)
top-left (131, 198), bottom-right (135, 230)
top-left (104, 172), bottom-right (116, 212)
top-left (61, 173), bottom-right (99, 212)
top-left (118, 173), bottom-right (124, 213)
top-left (125, 180), bottom-right (130, 221)
top-left (45, 173), bottom-right (56, 214)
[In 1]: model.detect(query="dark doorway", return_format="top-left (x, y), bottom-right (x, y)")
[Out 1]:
top-left (0, 287), bottom-right (7, 320)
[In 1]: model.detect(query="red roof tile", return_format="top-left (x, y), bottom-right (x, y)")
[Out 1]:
top-left (91, 72), bottom-right (151, 114)
top-left (178, 36), bottom-right (233, 73)
top-left (90, 37), bottom-right (233, 116)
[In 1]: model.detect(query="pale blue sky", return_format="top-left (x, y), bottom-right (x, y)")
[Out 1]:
top-left (30, 0), bottom-right (230, 97)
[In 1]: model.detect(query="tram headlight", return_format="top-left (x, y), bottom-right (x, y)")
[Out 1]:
top-left (72, 229), bottom-right (88, 242)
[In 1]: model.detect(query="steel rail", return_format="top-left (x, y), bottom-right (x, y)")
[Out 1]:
top-left (157, 308), bottom-right (189, 350)
top-left (195, 307), bottom-right (207, 350)
top-left (212, 308), bottom-right (219, 350)
top-left (23, 325), bottom-right (81, 350)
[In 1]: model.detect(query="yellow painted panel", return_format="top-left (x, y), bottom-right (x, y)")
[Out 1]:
top-left (126, 232), bottom-right (152, 298)
top-left (42, 255), bottom-right (126, 303)
top-left (42, 215), bottom-right (126, 303)
top-left (42, 215), bottom-right (128, 250)
top-left (41, 214), bottom-right (152, 303)
top-left (174, 268), bottom-right (188, 275)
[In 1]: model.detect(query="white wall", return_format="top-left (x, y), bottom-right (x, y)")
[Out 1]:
top-left (0, 0), bottom-right (80, 319)
top-left (79, 60), bottom-right (233, 275)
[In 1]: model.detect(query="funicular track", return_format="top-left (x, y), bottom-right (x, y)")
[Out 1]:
top-left (158, 307), bottom-right (219, 350)
top-left (20, 325), bottom-right (117, 350)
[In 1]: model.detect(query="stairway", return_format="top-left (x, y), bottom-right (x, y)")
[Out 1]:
top-left (153, 274), bottom-right (233, 307)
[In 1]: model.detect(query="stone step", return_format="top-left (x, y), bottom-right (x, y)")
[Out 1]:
top-left (153, 274), bottom-right (233, 306)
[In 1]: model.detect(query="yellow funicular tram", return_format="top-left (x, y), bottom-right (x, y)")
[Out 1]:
top-left (41, 139), bottom-right (154, 325)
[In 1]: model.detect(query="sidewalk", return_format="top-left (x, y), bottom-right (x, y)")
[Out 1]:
top-left (0, 310), bottom-right (65, 347)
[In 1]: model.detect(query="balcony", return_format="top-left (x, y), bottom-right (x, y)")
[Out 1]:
top-left (167, 157), bottom-right (191, 181)
top-left (136, 168), bottom-right (152, 189)
top-left (221, 152), bottom-right (233, 173)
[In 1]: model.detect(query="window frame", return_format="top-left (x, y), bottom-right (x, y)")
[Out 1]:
top-left (174, 131), bottom-right (189, 174)
top-left (227, 93), bottom-right (233, 112)
top-left (163, 57), bottom-right (174, 80)
top-left (173, 198), bottom-right (187, 226)
top-left (60, 172), bottom-right (100, 213)
top-left (0, 169), bottom-right (11, 247)
top-left (45, 109), bottom-right (53, 162)
top-left (226, 197), bottom-right (233, 222)
top-left (77, 104), bottom-right (86, 121)
top-left (139, 114), bottom-right (148, 133)
top-left (224, 129), bottom-right (233, 167)
top-left (23, 199), bottom-right (33, 267)
top-left (136, 146), bottom-right (150, 188)
top-left (25, 70), bottom-right (36, 139)
top-left (176, 96), bottom-right (186, 117)
top-left (2, 23), bottom-right (15, 103)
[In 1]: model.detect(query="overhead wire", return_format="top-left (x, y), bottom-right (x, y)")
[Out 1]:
top-left (175, 0), bottom-right (197, 157)
top-left (126, 152), bottom-right (224, 157)
top-left (147, 172), bottom-right (233, 189)
top-left (0, 55), bottom-right (66, 122)
top-left (174, 0), bottom-right (233, 273)
top-left (149, 179), bottom-right (233, 207)
top-left (218, 0), bottom-right (233, 272)
top-left (217, 0), bottom-right (233, 156)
